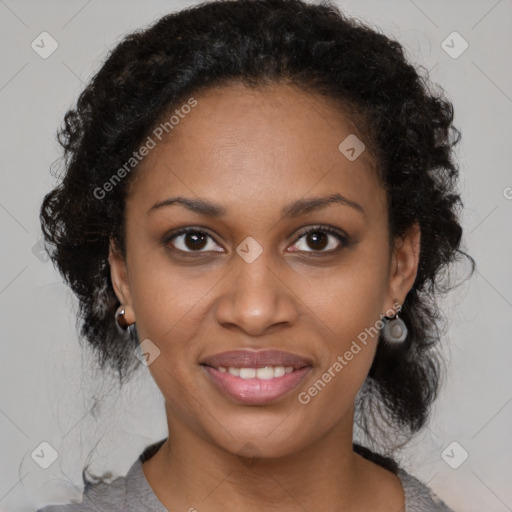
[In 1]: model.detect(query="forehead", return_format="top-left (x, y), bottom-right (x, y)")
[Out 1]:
top-left (127, 82), bottom-right (386, 221)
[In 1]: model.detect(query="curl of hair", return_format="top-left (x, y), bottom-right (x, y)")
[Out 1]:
top-left (40, 0), bottom-right (475, 484)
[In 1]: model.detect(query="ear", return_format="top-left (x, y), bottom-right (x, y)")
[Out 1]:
top-left (386, 222), bottom-right (421, 311)
top-left (108, 239), bottom-right (135, 324)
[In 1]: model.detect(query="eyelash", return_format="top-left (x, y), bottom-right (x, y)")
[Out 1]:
top-left (162, 225), bottom-right (349, 257)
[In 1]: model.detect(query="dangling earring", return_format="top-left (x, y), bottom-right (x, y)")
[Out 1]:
top-left (382, 301), bottom-right (408, 344)
top-left (115, 304), bottom-right (139, 346)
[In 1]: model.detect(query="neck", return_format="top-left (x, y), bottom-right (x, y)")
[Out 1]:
top-left (141, 402), bottom-right (399, 512)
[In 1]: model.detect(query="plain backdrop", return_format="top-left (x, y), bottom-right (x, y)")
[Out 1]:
top-left (0, 0), bottom-right (511, 510)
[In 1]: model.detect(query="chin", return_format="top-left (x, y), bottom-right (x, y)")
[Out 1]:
top-left (207, 420), bottom-right (312, 461)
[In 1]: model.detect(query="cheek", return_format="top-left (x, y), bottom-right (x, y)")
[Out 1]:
top-left (128, 252), bottom-right (211, 341)
top-left (295, 253), bottom-right (387, 399)
top-left (303, 258), bottom-right (388, 344)
top-left (126, 255), bottom-right (227, 406)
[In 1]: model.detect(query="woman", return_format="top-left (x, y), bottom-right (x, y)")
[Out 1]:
top-left (37, 0), bottom-right (475, 510)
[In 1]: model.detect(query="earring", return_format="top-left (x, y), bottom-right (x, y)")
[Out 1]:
top-left (382, 302), bottom-right (408, 344)
top-left (115, 304), bottom-right (139, 346)
top-left (115, 305), bottom-right (129, 331)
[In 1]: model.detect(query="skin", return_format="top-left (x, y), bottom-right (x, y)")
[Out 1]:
top-left (109, 81), bottom-right (421, 512)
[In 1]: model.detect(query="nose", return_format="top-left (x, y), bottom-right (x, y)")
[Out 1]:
top-left (214, 249), bottom-right (299, 337)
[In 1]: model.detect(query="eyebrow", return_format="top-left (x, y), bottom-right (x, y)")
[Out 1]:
top-left (147, 192), bottom-right (365, 218)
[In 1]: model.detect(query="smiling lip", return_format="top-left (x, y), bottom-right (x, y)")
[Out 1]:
top-left (200, 349), bottom-right (313, 369)
top-left (202, 365), bottom-right (311, 405)
top-left (200, 349), bottom-right (313, 405)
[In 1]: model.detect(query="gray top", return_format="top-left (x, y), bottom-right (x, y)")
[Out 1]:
top-left (36, 439), bottom-right (455, 512)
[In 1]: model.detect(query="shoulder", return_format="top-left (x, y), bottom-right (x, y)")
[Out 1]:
top-left (397, 468), bottom-right (455, 512)
top-left (35, 439), bottom-right (168, 512)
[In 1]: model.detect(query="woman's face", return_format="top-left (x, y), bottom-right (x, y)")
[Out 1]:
top-left (109, 82), bottom-right (420, 459)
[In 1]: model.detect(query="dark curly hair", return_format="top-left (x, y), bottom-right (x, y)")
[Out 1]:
top-left (40, 0), bottom-right (475, 479)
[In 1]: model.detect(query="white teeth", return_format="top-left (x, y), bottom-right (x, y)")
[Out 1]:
top-left (273, 366), bottom-right (285, 377)
top-left (239, 368), bottom-right (256, 379)
top-left (256, 366), bottom-right (275, 380)
top-left (219, 365), bottom-right (296, 379)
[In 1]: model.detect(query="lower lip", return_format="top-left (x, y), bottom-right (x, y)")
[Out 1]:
top-left (202, 366), bottom-right (311, 405)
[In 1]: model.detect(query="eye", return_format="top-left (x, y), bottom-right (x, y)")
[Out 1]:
top-left (288, 225), bottom-right (348, 254)
top-left (163, 225), bottom-right (349, 256)
top-left (165, 227), bottom-right (223, 254)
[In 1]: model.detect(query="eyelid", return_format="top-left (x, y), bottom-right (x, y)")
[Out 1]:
top-left (292, 224), bottom-right (348, 243)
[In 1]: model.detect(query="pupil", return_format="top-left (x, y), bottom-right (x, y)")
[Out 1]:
top-left (307, 232), bottom-right (327, 250)
top-left (185, 232), bottom-right (207, 250)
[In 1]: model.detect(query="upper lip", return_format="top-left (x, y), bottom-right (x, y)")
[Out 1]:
top-left (200, 350), bottom-right (313, 369)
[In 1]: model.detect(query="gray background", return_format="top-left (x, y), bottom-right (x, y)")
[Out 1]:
top-left (0, 0), bottom-right (511, 510)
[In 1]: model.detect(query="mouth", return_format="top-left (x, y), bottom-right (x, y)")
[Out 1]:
top-left (199, 349), bottom-right (313, 405)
